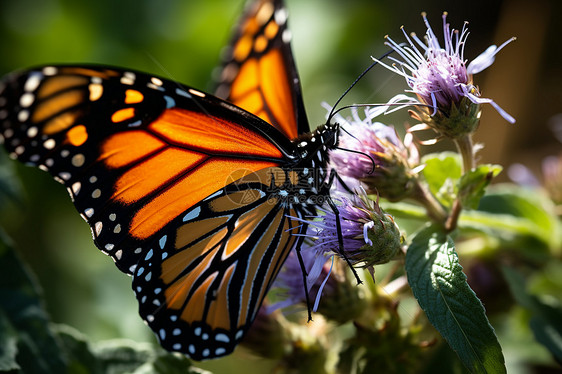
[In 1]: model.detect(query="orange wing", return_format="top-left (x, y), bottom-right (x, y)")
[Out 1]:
top-left (215, 0), bottom-right (309, 140)
top-left (0, 65), bottom-right (295, 274)
top-left (132, 167), bottom-right (303, 359)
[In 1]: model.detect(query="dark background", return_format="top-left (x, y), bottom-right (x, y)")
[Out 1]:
top-left (0, 0), bottom-right (560, 371)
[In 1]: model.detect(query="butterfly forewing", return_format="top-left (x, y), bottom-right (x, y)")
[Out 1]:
top-left (0, 65), bottom-right (295, 276)
top-left (216, 0), bottom-right (309, 140)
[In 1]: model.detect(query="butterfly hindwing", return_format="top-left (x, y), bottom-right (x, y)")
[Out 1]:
top-left (132, 167), bottom-right (303, 359)
top-left (215, 0), bottom-right (310, 140)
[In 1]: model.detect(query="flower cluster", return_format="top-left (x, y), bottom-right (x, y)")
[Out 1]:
top-left (251, 11), bottom-right (520, 372)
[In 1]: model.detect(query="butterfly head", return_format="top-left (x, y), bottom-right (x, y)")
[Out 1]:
top-left (317, 121), bottom-right (340, 149)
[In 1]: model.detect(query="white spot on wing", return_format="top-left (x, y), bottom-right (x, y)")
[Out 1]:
top-left (24, 74), bottom-right (42, 91)
top-left (274, 8), bottom-right (288, 25)
top-left (18, 110), bottom-right (29, 122)
top-left (58, 172), bottom-right (71, 181)
top-left (151, 77), bottom-right (163, 86)
top-left (183, 206), bottom-right (201, 222)
top-left (27, 127), bottom-right (38, 138)
top-left (188, 88), bottom-right (205, 98)
top-left (71, 181), bottom-right (81, 195)
top-left (19, 93), bottom-right (34, 107)
top-left (94, 221), bottom-right (103, 236)
top-left (72, 154), bottom-right (85, 167)
top-left (282, 29), bottom-right (292, 43)
top-left (43, 139), bottom-right (56, 149)
top-left (42, 66), bottom-right (57, 76)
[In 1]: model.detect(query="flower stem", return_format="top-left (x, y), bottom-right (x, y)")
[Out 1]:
top-left (445, 199), bottom-right (462, 232)
top-left (446, 134), bottom-right (476, 232)
top-left (412, 180), bottom-right (448, 224)
top-left (454, 134), bottom-right (475, 173)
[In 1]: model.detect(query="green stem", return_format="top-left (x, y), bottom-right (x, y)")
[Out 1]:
top-left (454, 134), bottom-right (475, 173)
top-left (446, 134), bottom-right (476, 232)
top-left (412, 180), bottom-right (448, 225)
top-left (445, 199), bottom-right (462, 232)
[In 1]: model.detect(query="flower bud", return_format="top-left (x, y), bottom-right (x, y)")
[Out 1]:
top-left (330, 108), bottom-right (420, 201)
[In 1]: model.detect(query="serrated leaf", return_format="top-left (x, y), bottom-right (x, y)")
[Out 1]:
top-left (502, 267), bottom-right (562, 362)
top-left (422, 152), bottom-right (462, 208)
top-left (406, 226), bottom-right (506, 373)
top-left (459, 164), bottom-right (502, 209)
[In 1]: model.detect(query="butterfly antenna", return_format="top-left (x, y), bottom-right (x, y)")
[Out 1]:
top-left (327, 48), bottom-right (396, 124)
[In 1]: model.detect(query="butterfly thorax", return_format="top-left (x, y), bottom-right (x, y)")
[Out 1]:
top-left (268, 122), bottom-right (338, 209)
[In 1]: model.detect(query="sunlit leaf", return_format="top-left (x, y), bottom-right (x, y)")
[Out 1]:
top-left (422, 152), bottom-right (462, 208)
top-left (406, 226), bottom-right (506, 373)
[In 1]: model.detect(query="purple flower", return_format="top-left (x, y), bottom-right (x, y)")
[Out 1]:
top-left (329, 107), bottom-right (420, 201)
top-left (272, 191), bottom-right (402, 316)
top-left (374, 12), bottom-right (515, 137)
top-left (311, 193), bottom-right (403, 268)
top-left (269, 247), bottom-right (333, 313)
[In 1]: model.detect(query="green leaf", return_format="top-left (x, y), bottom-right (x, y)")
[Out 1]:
top-left (502, 267), bottom-right (562, 362)
top-left (422, 152), bottom-right (462, 208)
top-left (405, 226), bottom-right (506, 373)
top-left (458, 184), bottom-right (560, 258)
top-left (0, 230), bottom-right (68, 374)
top-left (459, 164), bottom-right (502, 209)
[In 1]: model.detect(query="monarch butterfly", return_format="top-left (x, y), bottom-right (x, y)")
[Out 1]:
top-left (0, 0), bottom-right (345, 360)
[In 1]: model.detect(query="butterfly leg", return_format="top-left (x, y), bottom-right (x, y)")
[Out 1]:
top-left (325, 170), bottom-right (363, 285)
top-left (294, 234), bottom-right (314, 322)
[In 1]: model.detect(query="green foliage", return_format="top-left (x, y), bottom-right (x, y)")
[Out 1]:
top-left (502, 267), bottom-right (562, 363)
top-left (422, 152), bottom-right (462, 208)
top-left (459, 164), bottom-right (502, 209)
top-left (405, 226), bottom-right (506, 373)
top-left (0, 232), bottom-right (207, 374)
top-left (458, 185), bottom-right (561, 261)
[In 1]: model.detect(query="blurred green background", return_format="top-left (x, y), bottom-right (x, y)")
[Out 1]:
top-left (0, 0), bottom-right (561, 372)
